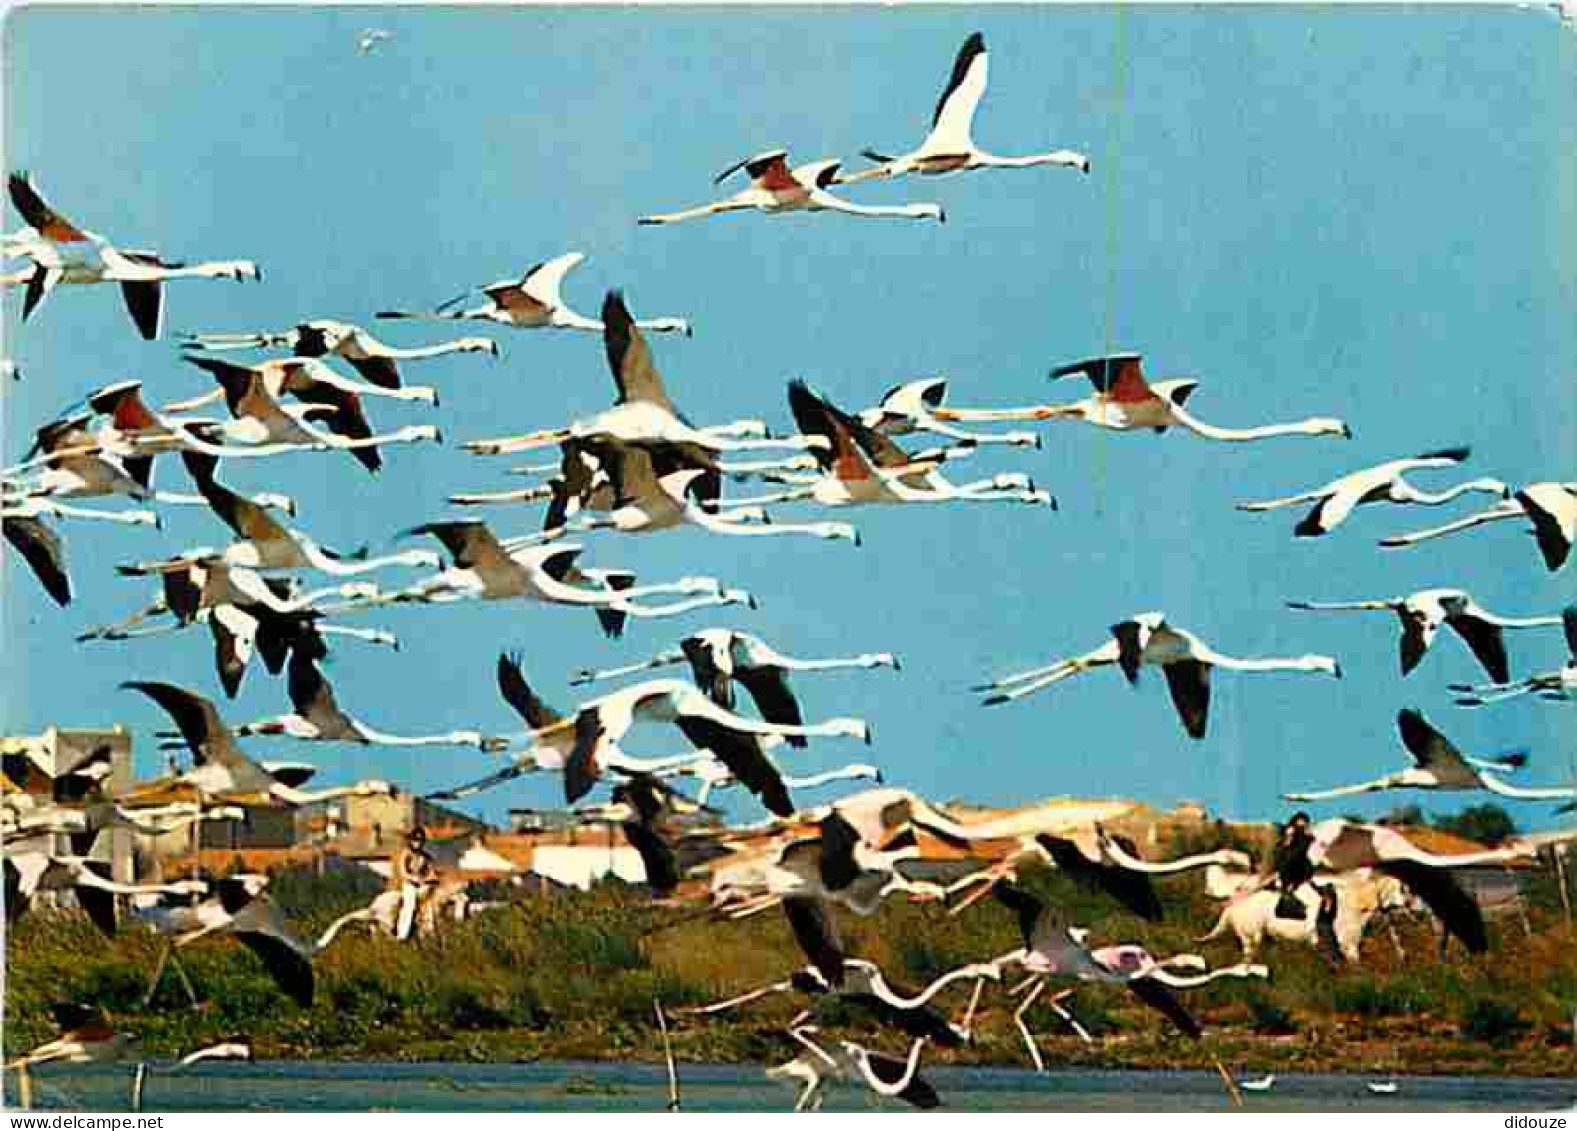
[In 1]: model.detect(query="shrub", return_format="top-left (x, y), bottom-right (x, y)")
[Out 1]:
top-left (1246, 992), bottom-right (1298, 1035)
top-left (1460, 997), bottom-right (1531, 1046)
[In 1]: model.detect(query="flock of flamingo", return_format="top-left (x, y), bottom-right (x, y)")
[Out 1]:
top-left (3, 27), bottom-right (1575, 1113)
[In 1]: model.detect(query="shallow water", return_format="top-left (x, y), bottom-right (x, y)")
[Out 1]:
top-left (6, 1060), bottom-right (1575, 1113)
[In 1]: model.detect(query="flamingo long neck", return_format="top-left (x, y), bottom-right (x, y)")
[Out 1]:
top-left (781, 766), bottom-right (877, 789)
top-left (975, 149), bottom-right (1087, 170)
top-left (1394, 841), bottom-right (1534, 867)
top-left (1380, 501), bottom-right (1526, 547)
top-left (314, 907), bottom-right (377, 953)
top-left (296, 537), bottom-right (431, 577)
top-left (375, 336), bottom-right (493, 360)
top-left (1198, 650), bottom-right (1330, 674)
top-left (272, 783), bottom-right (380, 806)
top-left (1398, 479), bottom-right (1509, 506)
top-left (1284, 777), bottom-right (1395, 801)
top-left (1101, 838), bottom-right (1239, 874)
top-left (1480, 773), bottom-right (1576, 801)
top-left (814, 193), bottom-right (938, 221)
top-left (348, 722), bottom-right (482, 748)
top-left (1169, 410), bottom-right (1343, 442)
top-left (618, 591), bottom-right (745, 620)
top-left (639, 201), bottom-right (739, 225)
top-left (549, 308), bottom-right (604, 333)
top-left (1150, 963), bottom-right (1267, 988)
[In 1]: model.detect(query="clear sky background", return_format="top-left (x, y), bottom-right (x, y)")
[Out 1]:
top-left (4, 4), bottom-right (1576, 833)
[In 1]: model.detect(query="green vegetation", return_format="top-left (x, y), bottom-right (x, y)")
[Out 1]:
top-left (5, 847), bottom-right (1575, 1076)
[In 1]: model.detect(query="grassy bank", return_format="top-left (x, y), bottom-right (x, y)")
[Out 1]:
top-left (6, 861), bottom-right (1576, 1077)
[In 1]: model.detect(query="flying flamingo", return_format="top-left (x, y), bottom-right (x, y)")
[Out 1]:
top-left (1379, 481), bottom-right (1577, 571)
top-left (1453, 604), bottom-right (1577, 708)
top-left (355, 521), bottom-right (750, 635)
top-left (523, 439), bottom-right (859, 546)
top-left (118, 681), bottom-right (397, 809)
top-left (464, 291), bottom-right (817, 459)
top-left (639, 150), bottom-right (945, 226)
top-left (116, 451), bottom-right (439, 579)
top-left (181, 319), bottom-right (496, 389)
top-left (4, 850), bottom-right (209, 936)
top-left (710, 810), bottom-right (946, 919)
top-left (836, 32), bottom-right (1090, 184)
top-left (3, 409), bottom-right (293, 512)
top-left (3, 510), bottom-right (72, 606)
top-left (1287, 588), bottom-right (1562, 682)
top-left (945, 826), bottom-right (1254, 921)
top-left (958, 353), bottom-right (1352, 441)
top-left (1238, 448), bottom-right (1508, 538)
top-left (780, 380), bottom-right (1054, 508)
top-left (1285, 709), bottom-right (1572, 802)
top-left (960, 883), bottom-right (1265, 1071)
top-left (542, 679), bottom-right (870, 811)
top-left (572, 628), bottom-right (899, 718)
top-left (5, 172), bottom-right (259, 340)
top-left (170, 356), bottom-right (439, 470)
top-left (134, 873), bottom-right (316, 1008)
top-left (975, 611), bottom-right (1341, 737)
top-left (378, 252), bottom-right (691, 335)
top-left (1287, 818), bottom-right (1537, 953)
top-left (222, 628), bottom-right (507, 752)
top-left (857, 377), bottom-right (1041, 448)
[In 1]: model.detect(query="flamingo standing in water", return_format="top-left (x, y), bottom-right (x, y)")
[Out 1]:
top-left (836, 32), bottom-right (1090, 185)
top-left (975, 611), bottom-right (1341, 737)
top-left (768, 1028), bottom-right (941, 1112)
top-left (4, 172), bottom-right (259, 339)
top-left (378, 252), bottom-right (691, 335)
top-left (640, 150), bottom-right (945, 226)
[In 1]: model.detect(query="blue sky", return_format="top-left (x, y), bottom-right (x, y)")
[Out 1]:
top-left (4, 4), bottom-right (1576, 833)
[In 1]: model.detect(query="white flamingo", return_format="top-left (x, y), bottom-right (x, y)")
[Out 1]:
top-left (1287, 588), bottom-right (1561, 682)
top-left (5, 172), bottom-right (259, 340)
top-left (378, 252), bottom-right (691, 335)
top-left (781, 380), bottom-right (1054, 508)
top-left (836, 32), bottom-right (1090, 184)
top-left (975, 611), bottom-right (1340, 737)
top-left (1285, 708), bottom-right (1572, 802)
top-left (1379, 481), bottom-right (1577, 571)
top-left (858, 377), bottom-right (1041, 448)
top-left (119, 682), bottom-right (396, 809)
top-left (464, 291), bottom-right (819, 458)
top-left (640, 150), bottom-right (944, 226)
top-left (1453, 604), bottom-right (1577, 710)
top-left (977, 353), bottom-right (1350, 441)
top-left (180, 320), bottom-right (496, 389)
top-left (1238, 447), bottom-right (1508, 538)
